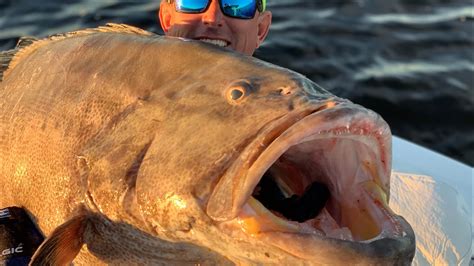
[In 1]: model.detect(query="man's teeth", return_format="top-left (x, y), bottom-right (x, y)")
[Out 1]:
top-left (199, 38), bottom-right (229, 47)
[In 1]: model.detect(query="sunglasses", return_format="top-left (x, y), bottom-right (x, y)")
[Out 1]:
top-left (169, 0), bottom-right (266, 19)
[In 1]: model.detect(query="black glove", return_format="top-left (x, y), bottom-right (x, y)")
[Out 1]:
top-left (0, 207), bottom-right (44, 266)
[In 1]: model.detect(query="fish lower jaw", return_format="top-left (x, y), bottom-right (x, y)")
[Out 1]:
top-left (234, 180), bottom-right (401, 242)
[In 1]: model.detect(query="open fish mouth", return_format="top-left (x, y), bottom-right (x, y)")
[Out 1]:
top-left (207, 101), bottom-right (414, 259)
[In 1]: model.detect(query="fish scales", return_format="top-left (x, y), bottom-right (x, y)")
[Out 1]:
top-left (0, 24), bottom-right (415, 265)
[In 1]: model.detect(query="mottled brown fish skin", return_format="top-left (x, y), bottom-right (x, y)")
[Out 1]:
top-left (0, 24), bottom-right (414, 265)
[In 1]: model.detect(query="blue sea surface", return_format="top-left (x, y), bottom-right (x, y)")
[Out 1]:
top-left (0, 0), bottom-right (473, 165)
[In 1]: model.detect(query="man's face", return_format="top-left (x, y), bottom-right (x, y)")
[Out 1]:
top-left (159, 0), bottom-right (272, 56)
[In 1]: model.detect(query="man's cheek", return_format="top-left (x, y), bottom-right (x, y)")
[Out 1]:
top-left (167, 24), bottom-right (196, 39)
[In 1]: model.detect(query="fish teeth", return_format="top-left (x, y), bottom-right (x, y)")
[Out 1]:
top-left (199, 38), bottom-right (228, 47)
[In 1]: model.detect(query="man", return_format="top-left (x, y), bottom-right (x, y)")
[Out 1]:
top-left (157, 1), bottom-right (473, 264)
top-left (158, 0), bottom-right (272, 56)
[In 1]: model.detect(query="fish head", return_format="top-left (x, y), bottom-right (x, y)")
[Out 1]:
top-left (132, 44), bottom-right (415, 264)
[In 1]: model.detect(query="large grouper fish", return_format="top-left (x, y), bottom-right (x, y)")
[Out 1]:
top-left (0, 24), bottom-right (415, 265)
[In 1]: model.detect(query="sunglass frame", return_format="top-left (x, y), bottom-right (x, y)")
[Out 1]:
top-left (168, 0), bottom-right (266, 19)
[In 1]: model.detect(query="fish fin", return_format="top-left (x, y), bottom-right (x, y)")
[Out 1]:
top-left (0, 36), bottom-right (37, 81)
top-left (16, 36), bottom-right (40, 48)
top-left (1, 23), bottom-right (154, 81)
top-left (30, 214), bottom-right (89, 266)
top-left (0, 49), bottom-right (16, 81)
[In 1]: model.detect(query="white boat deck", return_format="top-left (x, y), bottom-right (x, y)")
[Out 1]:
top-left (391, 136), bottom-right (473, 265)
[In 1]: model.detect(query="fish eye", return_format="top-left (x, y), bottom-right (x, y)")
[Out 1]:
top-left (226, 83), bottom-right (249, 104)
top-left (230, 89), bottom-right (244, 100)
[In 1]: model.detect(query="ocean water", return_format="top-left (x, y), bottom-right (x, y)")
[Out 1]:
top-left (0, 0), bottom-right (473, 166)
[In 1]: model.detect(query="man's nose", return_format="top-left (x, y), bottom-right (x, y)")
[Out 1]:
top-left (202, 0), bottom-right (224, 27)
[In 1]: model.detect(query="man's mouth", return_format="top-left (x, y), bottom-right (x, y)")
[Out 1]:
top-left (197, 38), bottom-right (230, 47)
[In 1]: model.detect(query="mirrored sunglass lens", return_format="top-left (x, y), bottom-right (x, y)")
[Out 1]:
top-left (176, 0), bottom-right (209, 12)
top-left (220, 0), bottom-right (257, 19)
